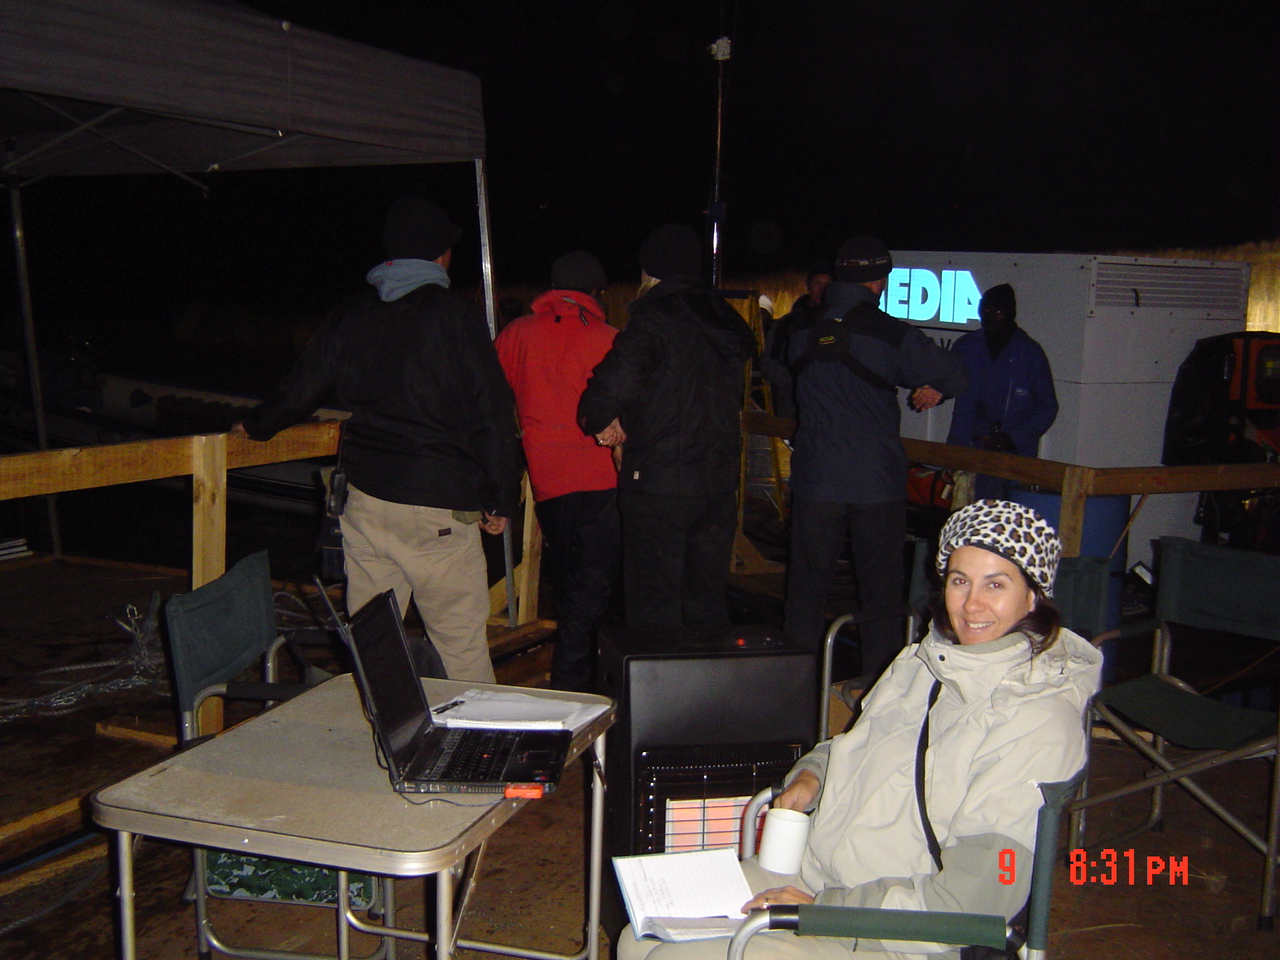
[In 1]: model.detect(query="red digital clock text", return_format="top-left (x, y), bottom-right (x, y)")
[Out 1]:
top-left (1069, 848), bottom-right (1189, 885)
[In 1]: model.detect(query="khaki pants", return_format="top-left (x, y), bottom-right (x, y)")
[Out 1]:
top-left (340, 486), bottom-right (495, 683)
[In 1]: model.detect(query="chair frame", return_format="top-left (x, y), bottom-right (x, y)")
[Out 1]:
top-left (819, 535), bottom-right (932, 740)
top-left (733, 772), bottom-right (1085, 960)
top-left (166, 551), bottom-right (398, 960)
top-left (1068, 536), bottom-right (1280, 930)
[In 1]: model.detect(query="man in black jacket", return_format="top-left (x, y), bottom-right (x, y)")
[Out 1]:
top-left (240, 196), bottom-right (520, 683)
top-left (761, 260), bottom-right (833, 420)
top-left (578, 223), bottom-right (756, 633)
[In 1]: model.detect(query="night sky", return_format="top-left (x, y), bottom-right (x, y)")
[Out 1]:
top-left (4, 0), bottom-right (1277, 387)
top-left (237, 0), bottom-right (1279, 274)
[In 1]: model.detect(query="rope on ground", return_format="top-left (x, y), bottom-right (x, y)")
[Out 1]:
top-left (0, 593), bottom-right (169, 725)
top-left (0, 846), bottom-right (109, 938)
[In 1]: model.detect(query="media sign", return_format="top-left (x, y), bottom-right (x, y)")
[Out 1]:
top-left (881, 267), bottom-right (982, 327)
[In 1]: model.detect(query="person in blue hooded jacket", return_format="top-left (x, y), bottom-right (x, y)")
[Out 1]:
top-left (946, 284), bottom-right (1058, 500)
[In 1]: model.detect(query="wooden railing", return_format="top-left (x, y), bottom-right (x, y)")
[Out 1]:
top-left (0, 421), bottom-right (339, 586)
top-left (742, 411), bottom-right (1280, 556)
top-left (6, 413), bottom-right (1280, 584)
top-left (0, 419), bottom-right (554, 654)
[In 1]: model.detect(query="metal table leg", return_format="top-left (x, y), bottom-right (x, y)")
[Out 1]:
top-left (436, 863), bottom-right (455, 960)
top-left (117, 831), bottom-right (137, 960)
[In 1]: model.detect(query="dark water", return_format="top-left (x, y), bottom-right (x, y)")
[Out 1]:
top-left (4, 480), bottom-right (320, 577)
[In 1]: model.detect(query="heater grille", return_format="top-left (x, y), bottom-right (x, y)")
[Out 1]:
top-left (634, 741), bottom-right (806, 855)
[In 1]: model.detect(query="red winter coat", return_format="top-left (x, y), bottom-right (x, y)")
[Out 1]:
top-left (496, 290), bottom-right (618, 501)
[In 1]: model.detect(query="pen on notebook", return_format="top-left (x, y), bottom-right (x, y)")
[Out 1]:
top-left (432, 699), bottom-right (465, 715)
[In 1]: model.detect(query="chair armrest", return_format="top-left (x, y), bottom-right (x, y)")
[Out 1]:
top-left (1153, 673), bottom-right (1198, 694)
top-left (739, 786), bottom-right (780, 859)
top-left (726, 909), bottom-right (778, 960)
top-left (726, 905), bottom-right (1008, 960)
top-left (1089, 615), bottom-right (1160, 649)
top-left (795, 905), bottom-right (1007, 947)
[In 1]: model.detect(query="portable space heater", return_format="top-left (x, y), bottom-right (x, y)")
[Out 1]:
top-left (597, 624), bottom-right (818, 860)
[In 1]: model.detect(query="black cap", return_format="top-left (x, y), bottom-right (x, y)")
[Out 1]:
top-left (639, 223), bottom-right (702, 280)
top-left (806, 260), bottom-right (835, 283)
top-left (382, 195), bottom-right (462, 262)
top-left (551, 250), bottom-right (607, 293)
top-left (833, 235), bottom-right (893, 282)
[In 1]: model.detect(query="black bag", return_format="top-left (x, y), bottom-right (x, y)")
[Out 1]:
top-left (791, 303), bottom-right (896, 392)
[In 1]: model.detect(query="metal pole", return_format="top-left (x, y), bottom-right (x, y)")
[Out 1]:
top-left (7, 182), bottom-right (62, 557)
top-left (708, 36), bottom-right (731, 288)
top-left (474, 158), bottom-right (518, 627)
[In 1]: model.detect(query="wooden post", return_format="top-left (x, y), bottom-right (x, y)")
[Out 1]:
top-left (190, 434), bottom-right (228, 588)
top-left (191, 433), bottom-right (228, 734)
top-left (1058, 464), bottom-right (1091, 558)
top-left (517, 474), bottom-right (542, 624)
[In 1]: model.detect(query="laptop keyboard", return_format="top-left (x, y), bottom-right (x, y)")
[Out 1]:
top-left (429, 728), bottom-right (520, 781)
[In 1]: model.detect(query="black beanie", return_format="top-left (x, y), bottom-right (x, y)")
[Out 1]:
top-left (806, 260), bottom-right (835, 283)
top-left (639, 223), bottom-right (702, 280)
top-left (382, 195), bottom-right (462, 262)
top-left (551, 250), bottom-right (607, 293)
top-left (981, 283), bottom-right (1017, 320)
top-left (833, 235), bottom-right (892, 282)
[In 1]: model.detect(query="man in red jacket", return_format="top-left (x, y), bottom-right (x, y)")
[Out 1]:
top-left (496, 251), bottom-right (620, 691)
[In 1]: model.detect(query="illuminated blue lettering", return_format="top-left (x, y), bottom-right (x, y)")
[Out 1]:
top-left (952, 270), bottom-right (981, 324)
top-left (885, 268), bottom-right (910, 317)
top-left (908, 269), bottom-right (940, 321)
top-left (882, 267), bottom-right (983, 325)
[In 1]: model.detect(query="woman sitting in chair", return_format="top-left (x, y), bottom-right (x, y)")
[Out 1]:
top-left (620, 500), bottom-right (1102, 960)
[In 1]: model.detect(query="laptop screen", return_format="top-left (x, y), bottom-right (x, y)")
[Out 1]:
top-left (347, 591), bottom-right (435, 765)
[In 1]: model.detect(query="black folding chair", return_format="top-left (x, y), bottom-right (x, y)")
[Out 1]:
top-left (165, 551), bottom-right (392, 960)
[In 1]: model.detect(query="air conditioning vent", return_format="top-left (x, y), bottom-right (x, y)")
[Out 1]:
top-left (1092, 261), bottom-right (1248, 314)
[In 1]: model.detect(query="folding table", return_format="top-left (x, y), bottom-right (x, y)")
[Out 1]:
top-left (92, 675), bottom-right (613, 960)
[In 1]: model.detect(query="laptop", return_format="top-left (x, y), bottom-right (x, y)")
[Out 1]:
top-left (320, 585), bottom-right (571, 796)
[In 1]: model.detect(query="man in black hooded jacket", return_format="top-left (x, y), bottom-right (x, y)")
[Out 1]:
top-left (578, 223), bottom-right (756, 634)
top-left (240, 196), bottom-right (520, 683)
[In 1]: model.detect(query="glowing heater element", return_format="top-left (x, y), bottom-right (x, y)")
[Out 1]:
top-left (882, 267), bottom-right (982, 325)
top-left (663, 796), bottom-right (752, 853)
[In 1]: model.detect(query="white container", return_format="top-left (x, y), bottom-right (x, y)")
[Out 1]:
top-left (887, 251), bottom-right (1251, 563)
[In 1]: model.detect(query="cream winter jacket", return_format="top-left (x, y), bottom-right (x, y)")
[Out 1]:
top-left (788, 624), bottom-right (1102, 954)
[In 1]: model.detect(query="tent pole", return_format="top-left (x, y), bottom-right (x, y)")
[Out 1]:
top-left (7, 183), bottom-right (62, 558)
top-left (475, 158), bottom-right (517, 628)
top-left (475, 158), bottom-right (498, 342)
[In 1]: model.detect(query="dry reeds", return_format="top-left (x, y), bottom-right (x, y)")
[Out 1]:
top-left (492, 239), bottom-right (1280, 335)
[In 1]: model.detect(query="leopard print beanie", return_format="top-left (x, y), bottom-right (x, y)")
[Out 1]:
top-left (935, 499), bottom-right (1062, 597)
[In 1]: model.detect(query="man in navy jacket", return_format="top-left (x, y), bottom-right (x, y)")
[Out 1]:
top-left (784, 235), bottom-right (968, 681)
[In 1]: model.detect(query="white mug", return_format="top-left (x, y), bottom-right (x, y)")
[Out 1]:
top-left (757, 807), bottom-right (811, 875)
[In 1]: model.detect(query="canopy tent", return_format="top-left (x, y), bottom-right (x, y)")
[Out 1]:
top-left (0, 0), bottom-right (485, 175)
top-left (0, 0), bottom-right (503, 583)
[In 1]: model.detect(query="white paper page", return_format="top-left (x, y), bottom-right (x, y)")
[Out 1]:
top-left (646, 916), bottom-right (742, 942)
top-left (433, 688), bottom-right (609, 730)
top-left (613, 848), bottom-right (753, 925)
